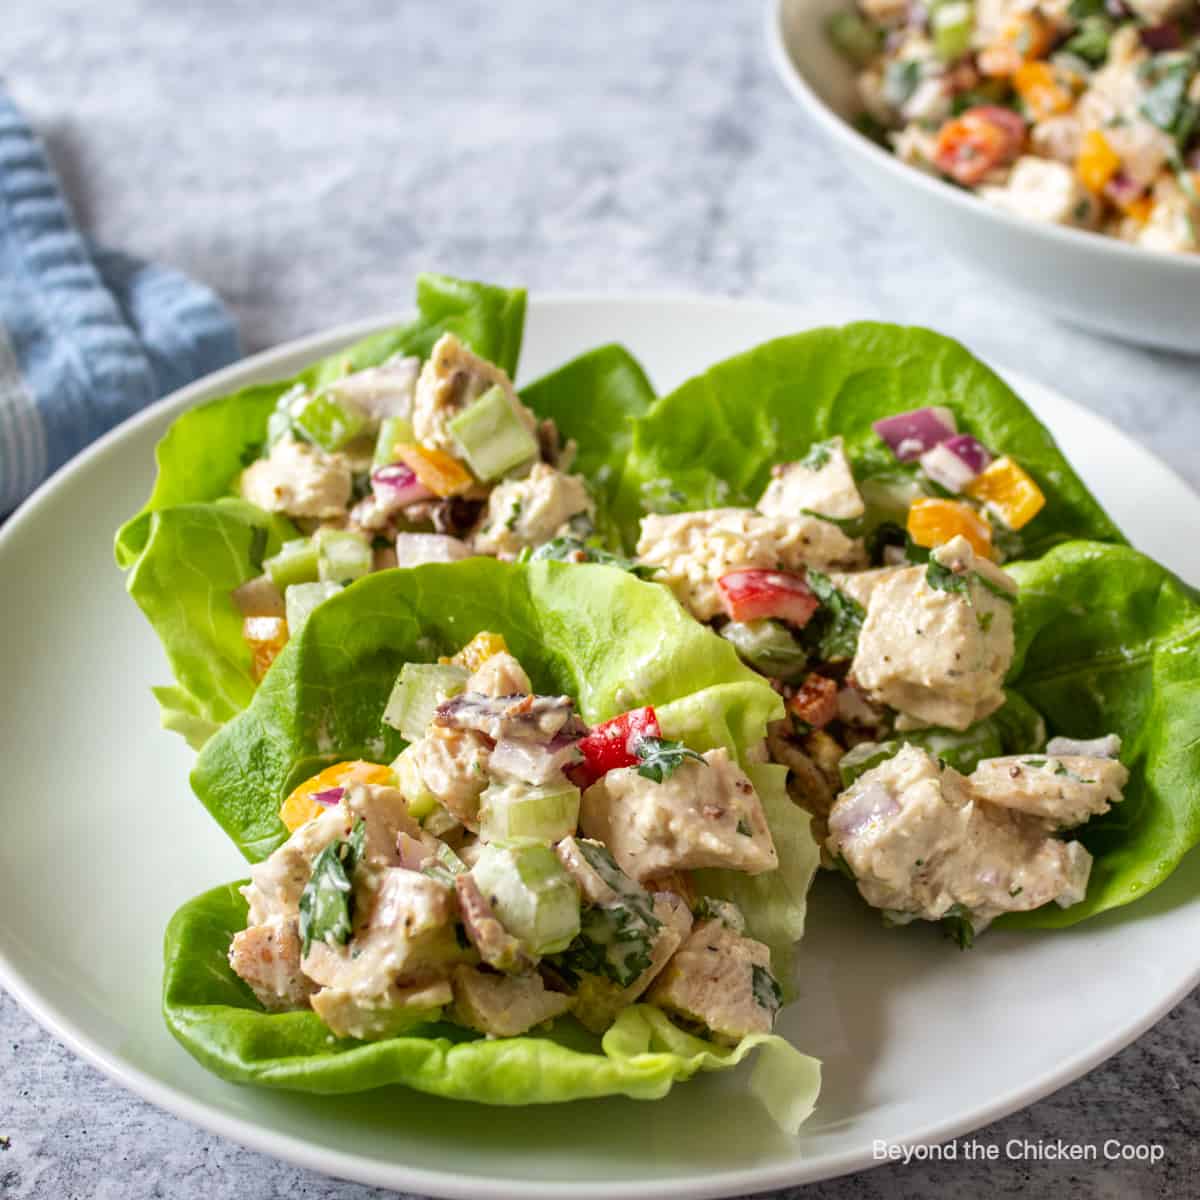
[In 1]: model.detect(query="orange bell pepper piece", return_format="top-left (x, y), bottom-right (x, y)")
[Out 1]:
top-left (446, 630), bottom-right (510, 672)
top-left (279, 760), bottom-right (396, 832)
top-left (1076, 130), bottom-right (1122, 194)
top-left (1013, 61), bottom-right (1074, 121)
top-left (243, 616), bottom-right (289, 682)
top-left (964, 457), bottom-right (1046, 530)
top-left (396, 443), bottom-right (475, 498)
top-left (907, 498), bottom-right (994, 559)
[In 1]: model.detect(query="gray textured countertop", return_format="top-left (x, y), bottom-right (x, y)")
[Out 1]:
top-left (4, 2), bottom-right (1198, 1197)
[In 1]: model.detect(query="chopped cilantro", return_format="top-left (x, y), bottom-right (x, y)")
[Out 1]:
top-left (751, 963), bottom-right (783, 1014)
top-left (504, 500), bottom-right (523, 531)
top-left (804, 569), bottom-right (866, 662)
top-left (736, 817), bottom-right (752, 837)
top-left (798, 439), bottom-right (834, 471)
top-left (941, 903), bottom-right (975, 950)
top-left (1009, 885), bottom-right (1024, 898)
top-left (298, 819), bottom-right (365, 956)
top-left (634, 736), bottom-right (706, 783)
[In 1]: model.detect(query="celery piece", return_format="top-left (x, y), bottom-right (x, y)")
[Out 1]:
top-left (391, 744), bottom-right (439, 821)
top-left (315, 529), bottom-right (372, 585)
top-left (373, 415), bottom-right (416, 468)
top-left (265, 537), bottom-right (320, 590)
top-left (720, 620), bottom-right (808, 681)
top-left (471, 843), bottom-right (581, 956)
top-left (932, 1), bottom-right (973, 62)
top-left (478, 779), bottom-right (581, 844)
top-left (448, 386), bottom-right (538, 481)
top-left (382, 662), bottom-right (470, 743)
top-left (284, 581), bottom-right (343, 636)
top-left (291, 388), bottom-right (367, 452)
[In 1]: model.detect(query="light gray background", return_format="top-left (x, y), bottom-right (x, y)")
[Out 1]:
top-left (4, 1), bottom-right (1198, 1197)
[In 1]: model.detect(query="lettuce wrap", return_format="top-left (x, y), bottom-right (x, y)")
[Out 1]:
top-left (167, 560), bottom-right (821, 1123)
top-left (116, 275), bottom-right (656, 747)
top-left (616, 323), bottom-right (1124, 556)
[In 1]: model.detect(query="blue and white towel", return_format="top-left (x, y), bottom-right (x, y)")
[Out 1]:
top-left (0, 87), bottom-right (240, 514)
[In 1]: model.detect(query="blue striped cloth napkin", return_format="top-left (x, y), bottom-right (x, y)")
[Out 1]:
top-left (0, 87), bottom-right (240, 513)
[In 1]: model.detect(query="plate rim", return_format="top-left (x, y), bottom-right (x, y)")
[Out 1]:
top-left (2, 290), bottom-right (1198, 1199)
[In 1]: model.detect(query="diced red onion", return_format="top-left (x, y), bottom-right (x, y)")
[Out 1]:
top-left (490, 733), bottom-right (583, 786)
top-left (371, 464), bottom-right (433, 509)
top-left (872, 407), bottom-right (957, 462)
top-left (1104, 171), bottom-right (1143, 208)
top-left (828, 781), bottom-right (899, 839)
top-left (919, 434), bottom-right (992, 492)
top-left (311, 786), bottom-right (344, 807)
top-left (1140, 22), bottom-right (1182, 51)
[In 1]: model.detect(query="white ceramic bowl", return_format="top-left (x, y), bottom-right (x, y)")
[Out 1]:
top-left (767, 0), bottom-right (1200, 354)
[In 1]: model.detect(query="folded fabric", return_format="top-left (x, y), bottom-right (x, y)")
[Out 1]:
top-left (0, 87), bottom-right (240, 514)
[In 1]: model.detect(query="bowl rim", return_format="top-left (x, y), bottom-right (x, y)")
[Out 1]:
top-left (765, 0), bottom-right (1200, 275)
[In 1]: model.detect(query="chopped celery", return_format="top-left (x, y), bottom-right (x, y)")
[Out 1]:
top-left (838, 740), bottom-right (901, 788)
top-left (478, 779), bottom-right (581, 844)
top-left (720, 620), bottom-right (808, 681)
top-left (826, 11), bottom-right (883, 68)
top-left (422, 841), bottom-right (468, 886)
top-left (265, 537), bottom-right (320, 589)
top-left (373, 415), bottom-right (416, 468)
top-left (448, 385), bottom-right (538, 481)
top-left (932, 1), bottom-right (973, 62)
top-left (315, 528), bottom-right (372, 585)
top-left (391, 744), bottom-right (439, 820)
top-left (471, 843), bottom-right (581, 956)
top-left (284, 581), bottom-right (343, 635)
top-left (291, 388), bottom-right (367, 452)
top-left (382, 662), bottom-right (470, 742)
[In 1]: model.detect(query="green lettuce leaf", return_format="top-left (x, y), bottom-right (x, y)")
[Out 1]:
top-left (619, 323), bottom-right (1123, 556)
top-left (162, 881), bottom-right (819, 1127)
top-left (116, 275), bottom-right (657, 749)
top-left (175, 561), bottom-right (820, 1121)
top-left (1000, 542), bottom-right (1200, 927)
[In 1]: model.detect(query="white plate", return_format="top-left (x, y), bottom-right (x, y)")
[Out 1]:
top-left (2, 294), bottom-right (1198, 1199)
top-left (766, 0), bottom-right (1200, 354)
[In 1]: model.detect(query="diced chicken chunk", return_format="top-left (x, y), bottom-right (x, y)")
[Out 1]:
top-left (450, 965), bottom-right (574, 1036)
top-left (572, 892), bottom-right (694, 1033)
top-left (828, 566), bottom-right (902, 611)
top-left (968, 754), bottom-right (1128, 829)
top-left (647, 919), bottom-right (779, 1044)
top-left (827, 745), bottom-right (1094, 931)
top-left (1030, 114), bottom-right (1083, 165)
top-left (757, 437), bottom-right (865, 522)
top-left (579, 748), bottom-right (778, 882)
top-left (410, 727), bottom-right (492, 830)
top-left (241, 802), bottom-right (356, 924)
top-left (344, 784), bottom-right (423, 866)
top-left (1046, 733), bottom-right (1121, 759)
top-left (240, 438), bottom-right (353, 519)
top-left (636, 508), bottom-right (866, 622)
top-left (411, 332), bottom-right (536, 456)
top-left (394, 533), bottom-right (474, 568)
top-left (303, 868), bottom-right (462, 993)
top-left (471, 463), bottom-right (594, 560)
top-left (326, 356), bottom-right (420, 426)
top-left (851, 536), bottom-right (1016, 731)
top-left (1125, 0), bottom-right (1189, 21)
top-left (467, 651), bottom-right (532, 698)
top-left (310, 978), bottom-right (453, 1040)
top-left (455, 873), bottom-right (526, 972)
top-left (228, 915), bottom-right (314, 1012)
top-left (979, 158), bottom-right (1098, 228)
top-left (1138, 176), bottom-right (1200, 256)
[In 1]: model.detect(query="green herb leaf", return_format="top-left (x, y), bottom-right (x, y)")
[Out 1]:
top-left (941, 903), bottom-right (975, 950)
top-left (804, 569), bottom-right (866, 662)
top-left (298, 818), bottom-right (365, 956)
top-left (526, 536), bottom-right (660, 580)
top-left (634, 736), bottom-right (706, 783)
top-left (798, 439), bottom-right (834, 471)
top-left (551, 901), bottom-right (660, 988)
top-left (751, 963), bottom-right (783, 1014)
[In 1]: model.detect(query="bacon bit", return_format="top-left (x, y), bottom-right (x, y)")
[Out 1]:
top-left (788, 674), bottom-right (839, 729)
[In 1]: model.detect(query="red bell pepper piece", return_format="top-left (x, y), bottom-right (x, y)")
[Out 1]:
top-left (716, 569), bottom-right (819, 627)
top-left (573, 705), bottom-right (661, 787)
